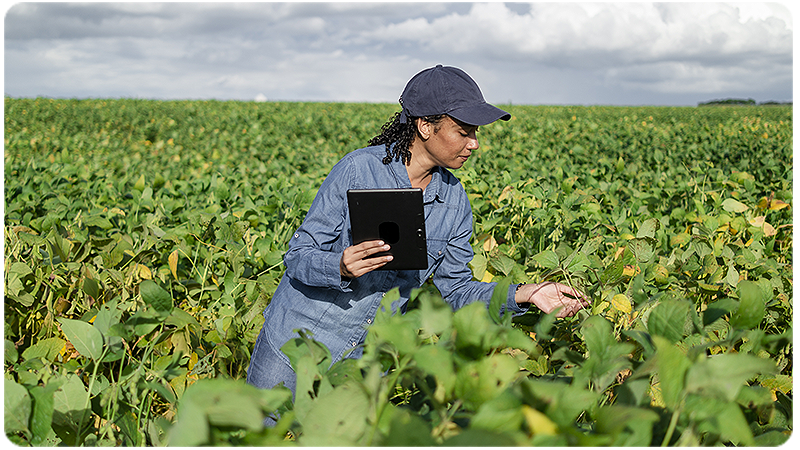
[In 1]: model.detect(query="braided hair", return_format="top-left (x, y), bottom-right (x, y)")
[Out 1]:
top-left (368, 110), bottom-right (446, 165)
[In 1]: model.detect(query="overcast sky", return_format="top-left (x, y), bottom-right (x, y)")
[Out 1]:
top-left (3, 2), bottom-right (794, 106)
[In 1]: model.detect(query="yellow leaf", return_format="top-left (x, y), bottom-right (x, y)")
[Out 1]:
top-left (482, 235), bottom-right (497, 252)
top-left (769, 200), bottom-right (790, 211)
top-left (169, 250), bottom-right (179, 280)
top-left (481, 271), bottom-right (494, 283)
top-left (749, 216), bottom-right (766, 227)
top-left (188, 352), bottom-right (199, 371)
top-left (650, 380), bottom-right (665, 407)
top-left (137, 264), bottom-right (152, 280)
top-left (499, 185), bottom-right (513, 202)
top-left (762, 221), bottom-right (777, 237)
top-left (522, 405), bottom-right (558, 436)
top-left (653, 264), bottom-right (669, 284)
top-left (612, 293), bottom-right (632, 314)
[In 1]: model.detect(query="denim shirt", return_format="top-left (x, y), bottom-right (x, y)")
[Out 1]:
top-left (261, 145), bottom-right (528, 366)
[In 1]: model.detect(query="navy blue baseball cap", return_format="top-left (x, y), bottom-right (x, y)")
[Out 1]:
top-left (398, 65), bottom-right (511, 126)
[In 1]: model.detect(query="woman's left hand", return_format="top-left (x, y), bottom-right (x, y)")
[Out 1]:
top-left (515, 282), bottom-right (589, 318)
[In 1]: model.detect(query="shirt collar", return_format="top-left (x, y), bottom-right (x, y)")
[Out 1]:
top-left (385, 143), bottom-right (444, 204)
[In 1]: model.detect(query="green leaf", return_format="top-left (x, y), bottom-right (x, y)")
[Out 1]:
top-left (413, 345), bottom-right (456, 399)
top-left (282, 330), bottom-right (334, 423)
top-left (489, 254), bottom-right (517, 277)
top-left (165, 307), bottom-right (202, 330)
top-left (169, 378), bottom-right (290, 446)
top-left (722, 198), bottom-right (749, 213)
top-left (139, 280), bottom-right (173, 314)
top-left (57, 318), bottom-right (104, 361)
top-left (595, 405), bottom-right (660, 446)
top-left (417, 292), bottom-right (453, 338)
top-left (636, 218), bottom-right (660, 239)
top-left (471, 389), bottom-right (524, 432)
top-left (168, 406), bottom-right (207, 447)
top-left (647, 300), bottom-right (690, 343)
top-left (326, 358), bottom-right (364, 387)
top-left (454, 354), bottom-right (519, 410)
top-left (52, 374), bottom-right (89, 439)
top-left (565, 250), bottom-right (591, 273)
top-left (82, 277), bottom-right (100, 300)
top-left (8, 262), bottom-right (33, 278)
top-left (92, 299), bottom-right (121, 336)
top-left (4, 379), bottom-right (31, 434)
top-left (600, 254), bottom-right (625, 285)
top-left (6, 261), bottom-right (36, 306)
top-left (470, 252), bottom-right (488, 279)
top-left (365, 314), bottom-right (418, 355)
top-left (652, 336), bottom-right (691, 409)
top-left (441, 427), bottom-right (519, 447)
top-left (627, 237), bottom-right (655, 264)
top-left (453, 302), bottom-right (494, 357)
top-left (21, 337), bottom-right (66, 362)
top-left (683, 395), bottom-right (755, 445)
top-left (29, 381), bottom-right (63, 445)
top-left (730, 280), bottom-right (766, 330)
top-left (581, 315), bottom-right (620, 360)
top-left (488, 278), bottom-right (511, 325)
top-left (299, 381), bottom-right (370, 446)
top-left (379, 407), bottom-right (435, 446)
top-left (580, 316), bottom-right (634, 391)
top-left (523, 379), bottom-right (600, 428)
top-left (532, 249), bottom-right (560, 270)
top-left (685, 353), bottom-right (775, 401)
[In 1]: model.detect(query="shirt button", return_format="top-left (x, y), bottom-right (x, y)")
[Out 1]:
top-left (438, 251), bottom-right (442, 255)
top-left (294, 233), bottom-right (299, 238)
top-left (351, 341), bottom-right (357, 347)
top-left (366, 318), bottom-right (373, 324)
top-left (381, 292), bottom-right (385, 297)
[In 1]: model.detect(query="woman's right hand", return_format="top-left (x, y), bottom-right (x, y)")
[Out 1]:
top-left (340, 240), bottom-right (393, 278)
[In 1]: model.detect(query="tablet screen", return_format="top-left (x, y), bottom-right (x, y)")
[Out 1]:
top-left (347, 188), bottom-right (428, 270)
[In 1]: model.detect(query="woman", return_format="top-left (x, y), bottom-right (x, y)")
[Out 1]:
top-left (247, 65), bottom-right (589, 397)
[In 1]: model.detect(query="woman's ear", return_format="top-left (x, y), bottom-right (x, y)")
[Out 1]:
top-left (415, 118), bottom-right (432, 141)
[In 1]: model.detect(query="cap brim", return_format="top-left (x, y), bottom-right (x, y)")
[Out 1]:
top-left (449, 102), bottom-right (511, 126)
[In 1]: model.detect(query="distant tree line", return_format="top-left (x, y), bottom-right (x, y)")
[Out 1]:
top-left (699, 98), bottom-right (792, 106)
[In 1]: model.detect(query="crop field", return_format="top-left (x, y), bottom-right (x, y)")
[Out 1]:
top-left (3, 98), bottom-right (793, 446)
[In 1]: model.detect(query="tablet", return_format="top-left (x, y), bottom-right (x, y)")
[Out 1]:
top-left (347, 188), bottom-right (428, 270)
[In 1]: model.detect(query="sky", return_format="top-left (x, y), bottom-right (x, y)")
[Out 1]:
top-left (3, 1), bottom-right (794, 106)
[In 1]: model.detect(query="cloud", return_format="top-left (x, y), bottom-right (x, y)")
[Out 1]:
top-left (398, 2), bottom-right (792, 104)
top-left (363, 3), bottom-right (792, 92)
top-left (3, 2), bottom-right (793, 105)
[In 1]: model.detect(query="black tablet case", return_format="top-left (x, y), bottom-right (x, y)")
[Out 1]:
top-left (347, 188), bottom-right (428, 270)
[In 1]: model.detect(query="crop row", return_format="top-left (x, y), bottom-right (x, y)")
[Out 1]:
top-left (4, 98), bottom-right (792, 445)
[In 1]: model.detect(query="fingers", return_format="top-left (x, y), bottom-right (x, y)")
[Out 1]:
top-left (554, 284), bottom-right (590, 318)
top-left (560, 295), bottom-right (589, 318)
top-left (340, 240), bottom-right (393, 278)
top-left (529, 282), bottom-right (590, 318)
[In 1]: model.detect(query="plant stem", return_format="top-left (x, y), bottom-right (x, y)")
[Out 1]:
top-left (75, 347), bottom-right (109, 444)
top-left (661, 405), bottom-right (682, 446)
